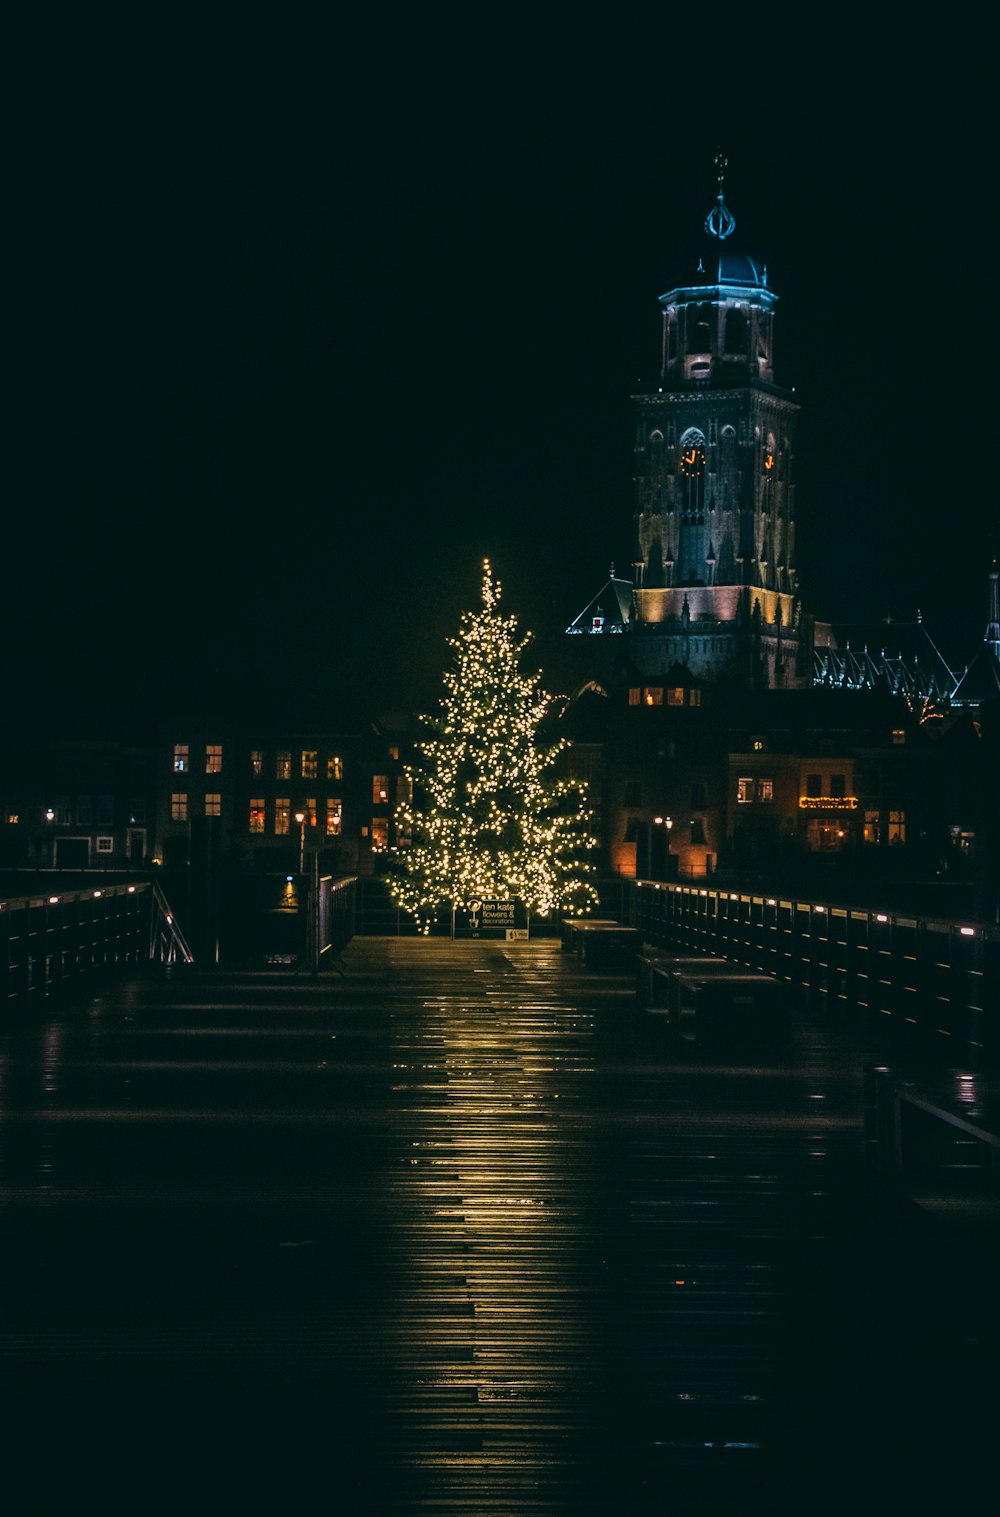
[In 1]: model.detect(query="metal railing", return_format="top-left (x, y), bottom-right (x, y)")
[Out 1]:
top-left (1, 880), bottom-right (191, 1010)
top-left (629, 878), bottom-right (997, 1058)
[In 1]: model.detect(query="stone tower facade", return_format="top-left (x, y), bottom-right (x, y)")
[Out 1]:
top-left (628, 175), bottom-right (812, 687)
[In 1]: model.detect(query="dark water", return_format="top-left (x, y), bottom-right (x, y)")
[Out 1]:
top-left (0, 941), bottom-right (995, 1513)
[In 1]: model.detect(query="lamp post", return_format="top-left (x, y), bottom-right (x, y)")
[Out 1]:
top-left (294, 810), bottom-right (306, 875)
top-left (651, 815), bottom-right (674, 881)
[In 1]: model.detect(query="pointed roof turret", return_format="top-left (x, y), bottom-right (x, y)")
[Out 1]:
top-left (952, 558), bottom-right (1000, 705)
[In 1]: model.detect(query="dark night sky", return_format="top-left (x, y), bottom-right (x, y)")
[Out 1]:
top-left (8, 13), bottom-right (997, 730)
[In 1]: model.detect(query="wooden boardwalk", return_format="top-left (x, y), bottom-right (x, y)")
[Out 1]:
top-left (0, 938), bottom-right (996, 1513)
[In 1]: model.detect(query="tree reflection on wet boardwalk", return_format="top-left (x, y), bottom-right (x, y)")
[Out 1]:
top-left (0, 939), bottom-right (994, 1512)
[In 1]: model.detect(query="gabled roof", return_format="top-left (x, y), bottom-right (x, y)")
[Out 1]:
top-left (813, 620), bottom-right (956, 701)
top-left (565, 577), bottom-right (633, 635)
top-left (951, 642), bottom-right (1000, 706)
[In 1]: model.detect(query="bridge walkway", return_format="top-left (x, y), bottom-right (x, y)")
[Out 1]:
top-left (0, 938), bottom-right (996, 1513)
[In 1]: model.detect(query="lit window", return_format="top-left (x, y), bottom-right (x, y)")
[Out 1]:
top-left (274, 799), bottom-right (290, 835)
top-left (644, 687), bottom-right (664, 706)
top-left (688, 689), bottom-right (701, 707)
top-left (751, 736), bottom-right (765, 752)
top-left (97, 795), bottom-right (114, 825)
top-left (249, 798), bottom-right (265, 834)
top-left (372, 817), bottom-right (389, 850)
top-left (6, 813), bottom-right (18, 825)
top-left (372, 774), bottom-right (389, 804)
top-left (888, 809), bottom-right (906, 845)
top-left (276, 752), bottom-right (291, 780)
top-left (327, 755), bottom-right (343, 780)
top-left (305, 798), bottom-right (317, 825)
top-left (95, 836), bottom-right (114, 854)
top-left (171, 793), bottom-right (188, 822)
top-left (891, 729), bottom-right (906, 746)
top-left (250, 750), bottom-right (263, 777)
top-left (205, 745), bottom-right (223, 774)
top-left (757, 779), bottom-right (774, 803)
top-left (205, 793), bottom-right (221, 817)
top-left (76, 796), bottom-right (93, 826)
top-left (388, 746), bottom-right (400, 761)
top-left (863, 809), bottom-right (880, 845)
top-left (173, 744), bottom-right (189, 773)
top-left (666, 687), bottom-right (685, 707)
top-left (737, 777), bottom-right (754, 804)
top-left (302, 750), bottom-right (318, 779)
top-left (326, 800), bottom-right (343, 836)
top-left (628, 688), bottom-right (641, 706)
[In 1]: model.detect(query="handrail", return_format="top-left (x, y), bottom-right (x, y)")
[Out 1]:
top-left (150, 881), bottom-right (195, 964)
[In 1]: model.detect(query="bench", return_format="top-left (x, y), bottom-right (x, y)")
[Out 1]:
top-left (671, 971), bottom-right (792, 1052)
top-left (636, 950), bottom-right (731, 1012)
top-left (865, 1066), bottom-right (1000, 1193)
top-left (561, 918), bottom-right (620, 953)
top-left (572, 921), bottom-right (642, 969)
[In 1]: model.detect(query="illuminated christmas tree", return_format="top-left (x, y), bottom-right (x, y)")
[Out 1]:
top-left (390, 561), bottom-right (599, 929)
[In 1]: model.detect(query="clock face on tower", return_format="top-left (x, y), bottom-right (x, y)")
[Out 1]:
top-left (679, 445), bottom-right (706, 478)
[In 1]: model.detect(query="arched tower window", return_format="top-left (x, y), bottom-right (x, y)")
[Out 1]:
top-left (724, 308), bottom-right (748, 355)
top-left (648, 430), bottom-right (665, 512)
top-left (678, 427), bottom-right (706, 518)
top-left (687, 304), bottom-right (712, 354)
top-left (719, 424), bottom-right (739, 515)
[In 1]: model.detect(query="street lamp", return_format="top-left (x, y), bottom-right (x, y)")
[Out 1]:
top-left (294, 810), bottom-right (306, 874)
top-left (651, 815), bottom-right (674, 881)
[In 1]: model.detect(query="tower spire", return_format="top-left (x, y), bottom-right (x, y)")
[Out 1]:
top-left (704, 151), bottom-right (736, 241)
top-left (985, 559), bottom-right (1000, 655)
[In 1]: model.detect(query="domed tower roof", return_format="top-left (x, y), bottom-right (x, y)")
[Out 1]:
top-left (663, 155), bottom-right (773, 302)
top-left (657, 156), bottom-right (778, 387)
top-left (696, 248), bottom-right (769, 290)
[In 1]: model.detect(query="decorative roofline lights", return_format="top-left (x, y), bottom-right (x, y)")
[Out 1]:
top-left (798, 796), bottom-right (858, 810)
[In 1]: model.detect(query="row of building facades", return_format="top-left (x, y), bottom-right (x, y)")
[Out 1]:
top-left (1, 678), bottom-right (996, 926)
top-left (0, 722), bottom-right (409, 879)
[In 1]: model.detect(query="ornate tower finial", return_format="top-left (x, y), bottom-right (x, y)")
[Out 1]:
top-left (704, 150), bottom-right (736, 241)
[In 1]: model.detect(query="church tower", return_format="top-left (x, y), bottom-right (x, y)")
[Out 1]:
top-left (629, 159), bottom-right (809, 687)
